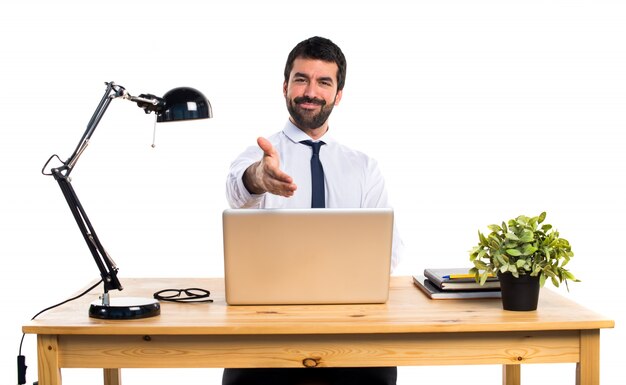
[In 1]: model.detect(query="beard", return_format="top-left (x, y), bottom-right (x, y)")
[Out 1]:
top-left (286, 95), bottom-right (335, 130)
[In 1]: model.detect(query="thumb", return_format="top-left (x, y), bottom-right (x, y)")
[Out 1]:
top-left (257, 137), bottom-right (275, 157)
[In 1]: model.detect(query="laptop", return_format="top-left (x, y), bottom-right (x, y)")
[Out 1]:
top-left (222, 208), bottom-right (393, 305)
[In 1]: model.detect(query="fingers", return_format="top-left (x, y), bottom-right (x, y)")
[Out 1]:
top-left (255, 137), bottom-right (297, 197)
top-left (262, 162), bottom-right (296, 197)
top-left (264, 177), bottom-right (297, 197)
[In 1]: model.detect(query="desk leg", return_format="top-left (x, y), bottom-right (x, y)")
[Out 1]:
top-left (502, 365), bottom-right (520, 385)
top-left (104, 369), bottom-right (121, 385)
top-left (576, 329), bottom-right (600, 385)
top-left (37, 335), bottom-right (61, 385)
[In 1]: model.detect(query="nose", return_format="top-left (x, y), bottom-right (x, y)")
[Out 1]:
top-left (302, 82), bottom-right (318, 98)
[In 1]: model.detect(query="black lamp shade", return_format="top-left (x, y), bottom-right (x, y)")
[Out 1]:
top-left (157, 87), bottom-right (213, 122)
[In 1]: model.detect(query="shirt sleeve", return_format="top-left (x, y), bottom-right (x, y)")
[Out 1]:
top-left (225, 145), bottom-right (266, 209)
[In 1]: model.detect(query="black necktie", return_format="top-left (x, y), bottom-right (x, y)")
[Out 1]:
top-left (300, 140), bottom-right (325, 208)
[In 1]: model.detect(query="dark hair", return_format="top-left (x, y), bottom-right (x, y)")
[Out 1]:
top-left (284, 36), bottom-right (347, 91)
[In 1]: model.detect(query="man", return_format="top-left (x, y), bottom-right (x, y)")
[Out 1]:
top-left (224, 36), bottom-right (401, 385)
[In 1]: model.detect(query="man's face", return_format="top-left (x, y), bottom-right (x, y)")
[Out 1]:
top-left (284, 58), bottom-right (343, 132)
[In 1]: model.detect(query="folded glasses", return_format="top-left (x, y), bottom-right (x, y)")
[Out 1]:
top-left (153, 288), bottom-right (213, 303)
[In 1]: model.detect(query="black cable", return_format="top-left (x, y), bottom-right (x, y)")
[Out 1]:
top-left (17, 278), bottom-right (103, 385)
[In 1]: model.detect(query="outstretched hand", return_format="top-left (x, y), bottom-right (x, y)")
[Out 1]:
top-left (243, 137), bottom-right (297, 197)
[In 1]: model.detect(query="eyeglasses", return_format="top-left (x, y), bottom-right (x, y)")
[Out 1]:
top-left (153, 288), bottom-right (213, 303)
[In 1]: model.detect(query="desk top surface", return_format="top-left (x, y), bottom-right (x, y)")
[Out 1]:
top-left (23, 276), bottom-right (614, 335)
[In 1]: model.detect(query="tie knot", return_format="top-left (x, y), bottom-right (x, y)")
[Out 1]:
top-left (300, 140), bottom-right (325, 155)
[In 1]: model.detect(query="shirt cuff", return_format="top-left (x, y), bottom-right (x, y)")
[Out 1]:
top-left (227, 167), bottom-right (265, 208)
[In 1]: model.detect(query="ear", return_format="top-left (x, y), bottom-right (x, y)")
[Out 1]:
top-left (283, 81), bottom-right (288, 97)
top-left (334, 89), bottom-right (343, 106)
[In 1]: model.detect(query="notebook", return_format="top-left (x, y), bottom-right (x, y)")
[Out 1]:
top-left (222, 208), bottom-right (394, 305)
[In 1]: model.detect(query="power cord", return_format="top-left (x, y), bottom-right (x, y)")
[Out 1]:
top-left (17, 278), bottom-right (103, 385)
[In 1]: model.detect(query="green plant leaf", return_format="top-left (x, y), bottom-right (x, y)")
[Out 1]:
top-left (488, 234), bottom-right (501, 249)
top-left (503, 244), bottom-right (519, 253)
top-left (538, 211), bottom-right (546, 224)
top-left (478, 231), bottom-right (488, 246)
top-left (517, 215), bottom-right (530, 226)
top-left (551, 276), bottom-right (560, 287)
top-left (520, 244), bottom-right (538, 256)
top-left (506, 248), bottom-right (522, 256)
top-left (562, 270), bottom-right (572, 280)
top-left (473, 260), bottom-right (488, 270)
top-left (519, 229), bottom-right (534, 243)
top-left (469, 267), bottom-right (480, 282)
top-left (505, 232), bottom-right (520, 241)
top-left (544, 268), bottom-right (557, 278)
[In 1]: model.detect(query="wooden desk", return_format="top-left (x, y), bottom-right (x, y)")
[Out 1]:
top-left (23, 276), bottom-right (614, 385)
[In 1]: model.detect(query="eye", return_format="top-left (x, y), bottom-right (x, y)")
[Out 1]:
top-left (318, 78), bottom-right (334, 87)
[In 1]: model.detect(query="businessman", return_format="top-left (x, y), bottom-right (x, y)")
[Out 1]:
top-left (224, 36), bottom-right (401, 385)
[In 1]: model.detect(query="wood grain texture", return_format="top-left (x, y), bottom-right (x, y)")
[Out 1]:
top-left (37, 335), bottom-right (61, 385)
top-left (56, 330), bottom-right (580, 369)
top-left (103, 369), bottom-right (120, 385)
top-left (24, 277), bottom-right (613, 385)
top-left (502, 364), bottom-right (521, 385)
top-left (23, 277), bottom-right (615, 336)
top-left (577, 329), bottom-right (600, 385)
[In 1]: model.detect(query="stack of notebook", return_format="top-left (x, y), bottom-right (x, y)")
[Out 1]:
top-left (413, 268), bottom-right (501, 299)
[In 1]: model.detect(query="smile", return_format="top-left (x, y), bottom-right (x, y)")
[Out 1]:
top-left (297, 102), bottom-right (322, 110)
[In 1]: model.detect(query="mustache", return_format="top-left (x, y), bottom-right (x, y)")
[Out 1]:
top-left (294, 96), bottom-right (326, 106)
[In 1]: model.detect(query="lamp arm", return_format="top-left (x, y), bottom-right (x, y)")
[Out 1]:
top-left (52, 170), bottom-right (123, 295)
top-left (57, 82), bottom-right (164, 176)
top-left (64, 82), bottom-right (126, 175)
top-left (42, 81), bottom-right (136, 300)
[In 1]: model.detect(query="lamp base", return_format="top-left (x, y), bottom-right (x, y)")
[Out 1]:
top-left (89, 297), bottom-right (161, 319)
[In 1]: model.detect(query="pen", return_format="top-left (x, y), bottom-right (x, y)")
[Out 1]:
top-left (443, 273), bottom-right (493, 279)
top-left (442, 274), bottom-right (474, 279)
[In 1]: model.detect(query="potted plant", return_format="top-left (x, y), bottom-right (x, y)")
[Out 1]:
top-left (469, 211), bottom-right (578, 311)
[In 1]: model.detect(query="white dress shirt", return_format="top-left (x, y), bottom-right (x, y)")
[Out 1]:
top-left (226, 120), bottom-right (403, 271)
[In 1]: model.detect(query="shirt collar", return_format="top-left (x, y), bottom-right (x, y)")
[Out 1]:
top-left (282, 120), bottom-right (335, 144)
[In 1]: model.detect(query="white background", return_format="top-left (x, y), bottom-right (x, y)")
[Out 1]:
top-left (1, 1), bottom-right (624, 384)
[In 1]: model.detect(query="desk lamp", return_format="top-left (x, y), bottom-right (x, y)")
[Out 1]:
top-left (41, 81), bottom-right (212, 319)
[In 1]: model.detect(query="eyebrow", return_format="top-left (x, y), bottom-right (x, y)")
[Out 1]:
top-left (293, 72), bottom-right (335, 84)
